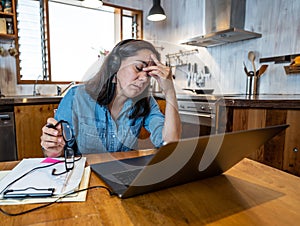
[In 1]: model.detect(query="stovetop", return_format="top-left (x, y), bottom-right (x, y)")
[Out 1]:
top-left (153, 91), bottom-right (300, 103)
top-left (175, 93), bottom-right (243, 102)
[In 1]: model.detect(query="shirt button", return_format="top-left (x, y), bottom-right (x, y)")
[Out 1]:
top-left (112, 134), bottom-right (115, 138)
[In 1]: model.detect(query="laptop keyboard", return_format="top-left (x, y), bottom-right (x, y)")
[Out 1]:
top-left (112, 168), bottom-right (142, 185)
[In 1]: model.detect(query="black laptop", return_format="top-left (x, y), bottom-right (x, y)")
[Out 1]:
top-left (91, 124), bottom-right (288, 198)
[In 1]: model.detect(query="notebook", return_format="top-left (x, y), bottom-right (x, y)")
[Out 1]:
top-left (91, 124), bottom-right (289, 198)
top-left (0, 157), bottom-right (87, 199)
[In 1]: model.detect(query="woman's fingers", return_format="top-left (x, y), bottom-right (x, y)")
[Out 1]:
top-left (143, 55), bottom-right (171, 79)
top-left (46, 117), bottom-right (58, 126)
top-left (148, 69), bottom-right (168, 79)
top-left (41, 135), bottom-right (64, 157)
top-left (42, 147), bottom-right (64, 158)
top-left (42, 125), bottom-right (58, 136)
top-left (41, 133), bottom-right (64, 146)
top-left (149, 54), bottom-right (161, 66)
top-left (41, 118), bottom-right (64, 157)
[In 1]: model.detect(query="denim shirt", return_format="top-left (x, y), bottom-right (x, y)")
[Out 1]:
top-left (55, 85), bottom-right (165, 153)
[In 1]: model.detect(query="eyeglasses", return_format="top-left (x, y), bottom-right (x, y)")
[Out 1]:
top-left (47, 120), bottom-right (81, 176)
top-left (0, 121), bottom-right (80, 198)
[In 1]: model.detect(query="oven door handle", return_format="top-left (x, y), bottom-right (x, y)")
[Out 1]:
top-left (179, 111), bottom-right (214, 119)
top-left (0, 114), bottom-right (10, 120)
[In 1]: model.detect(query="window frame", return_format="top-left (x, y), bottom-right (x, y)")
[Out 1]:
top-left (16, 0), bottom-right (143, 84)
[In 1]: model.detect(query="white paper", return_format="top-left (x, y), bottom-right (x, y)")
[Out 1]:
top-left (0, 166), bottom-right (91, 205)
top-left (0, 157), bottom-right (86, 199)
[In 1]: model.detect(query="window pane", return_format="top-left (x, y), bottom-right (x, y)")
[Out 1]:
top-left (17, 0), bottom-right (43, 80)
top-left (122, 16), bottom-right (133, 40)
top-left (48, 2), bottom-right (115, 82)
top-left (17, 1), bottom-right (142, 83)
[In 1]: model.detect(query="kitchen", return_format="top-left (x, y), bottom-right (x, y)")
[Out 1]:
top-left (0, 0), bottom-right (299, 95)
top-left (0, 0), bottom-right (300, 223)
top-left (0, 0), bottom-right (299, 160)
top-left (0, 0), bottom-right (300, 168)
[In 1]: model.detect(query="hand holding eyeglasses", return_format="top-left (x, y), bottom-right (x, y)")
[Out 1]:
top-left (41, 119), bottom-right (79, 176)
top-left (41, 118), bottom-right (65, 157)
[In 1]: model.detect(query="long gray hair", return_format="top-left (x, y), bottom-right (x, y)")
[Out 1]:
top-left (85, 39), bottom-right (160, 119)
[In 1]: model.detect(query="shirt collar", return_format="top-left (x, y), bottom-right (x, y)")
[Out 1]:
top-left (121, 99), bottom-right (134, 115)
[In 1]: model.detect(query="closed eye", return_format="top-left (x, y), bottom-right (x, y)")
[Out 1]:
top-left (135, 66), bottom-right (143, 72)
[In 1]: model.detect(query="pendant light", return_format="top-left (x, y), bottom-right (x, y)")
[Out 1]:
top-left (81, 0), bottom-right (103, 8)
top-left (147, 0), bottom-right (166, 21)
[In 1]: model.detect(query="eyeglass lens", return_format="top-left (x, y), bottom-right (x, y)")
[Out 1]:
top-left (65, 147), bottom-right (74, 171)
top-left (62, 122), bottom-right (73, 142)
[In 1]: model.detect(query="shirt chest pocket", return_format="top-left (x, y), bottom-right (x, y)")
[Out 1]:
top-left (78, 122), bottom-right (106, 153)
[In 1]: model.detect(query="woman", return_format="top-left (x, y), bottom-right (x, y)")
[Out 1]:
top-left (41, 39), bottom-right (181, 157)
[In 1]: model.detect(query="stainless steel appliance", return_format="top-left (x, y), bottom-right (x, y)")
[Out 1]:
top-left (177, 95), bottom-right (219, 138)
top-left (181, 0), bottom-right (261, 47)
top-left (0, 105), bottom-right (17, 161)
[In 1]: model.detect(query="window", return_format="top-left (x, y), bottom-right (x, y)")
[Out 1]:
top-left (122, 10), bottom-right (138, 40)
top-left (16, 0), bottom-right (142, 84)
top-left (17, 0), bottom-right (43, 81)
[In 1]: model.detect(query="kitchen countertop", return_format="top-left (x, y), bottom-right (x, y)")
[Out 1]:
top-left (153, 92), bottom-right (300, 109)
top-left (0, 95), bottom-right (62, 106)
top-left (1, 93), bottom-right (300, 109)
top-left (218, 94), bottom-right (300, 109)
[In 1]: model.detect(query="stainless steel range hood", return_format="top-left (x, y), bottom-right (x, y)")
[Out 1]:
top-left (181, 0), bottom-right (261, 47)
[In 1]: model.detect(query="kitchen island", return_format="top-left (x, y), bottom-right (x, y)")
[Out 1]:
top-left (216, 94), bottom-right (300, 176)
top-left (219, 94), bottom-right (300, 109)
top-left (1, 93), bottom-right (300, 176)
top-left (154, 92), bottom-right (300, 176)
top-left (1, 151), bottom-right (300, 225)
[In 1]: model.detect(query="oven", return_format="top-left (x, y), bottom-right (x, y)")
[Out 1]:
top-left (178, 98), bottom-right (217, 138)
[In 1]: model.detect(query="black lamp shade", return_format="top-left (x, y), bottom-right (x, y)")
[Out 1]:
top-left (147, 0), bottom-right (166, 21)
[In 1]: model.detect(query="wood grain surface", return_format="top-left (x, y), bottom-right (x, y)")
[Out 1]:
top-left (14, 104), bottom-right (58, 159)
top-left (1, 151), bottom-right (300, 225)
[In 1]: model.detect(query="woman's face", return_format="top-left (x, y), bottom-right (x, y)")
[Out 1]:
top-left (116, 49), bottom-right (154, 99)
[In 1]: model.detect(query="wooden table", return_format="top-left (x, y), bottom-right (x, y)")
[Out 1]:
top-left (1, 150), bottom-right (300, 225)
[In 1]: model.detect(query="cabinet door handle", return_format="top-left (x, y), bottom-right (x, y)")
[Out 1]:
top-left (0, 114), bottom-right (10, 120)
top-left (179, 111), bottom-right (214, 118)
